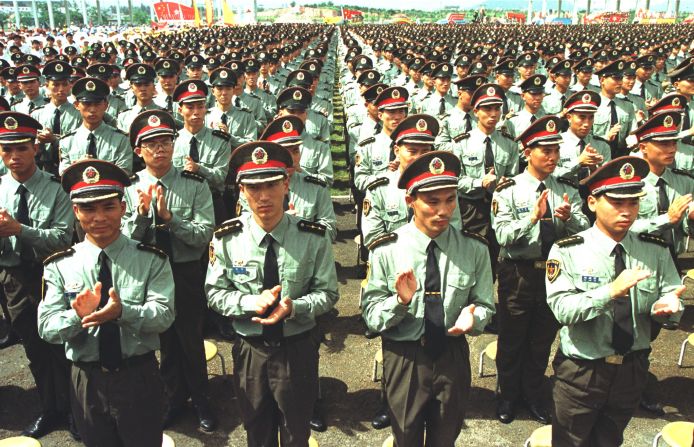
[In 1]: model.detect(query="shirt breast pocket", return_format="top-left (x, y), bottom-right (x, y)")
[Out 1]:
top-left (635, 277), bottom-right (658, 314)
top-left (169, 205), bottom-right (192, 221)
top-left (445, 271), bottom-right (474, 324)
top-left (117, 285), bottom-right (146, 306)
top-left (283, 267), bottom-right (309, 297)
top-left (230, 267), bottom-right (258, 284)
top-left (30, 207), bottom-right (52, 227)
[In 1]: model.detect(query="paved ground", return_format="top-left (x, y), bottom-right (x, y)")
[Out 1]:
top-left (0, 199), bottom-right (693, 446)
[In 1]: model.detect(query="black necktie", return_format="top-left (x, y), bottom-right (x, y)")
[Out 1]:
top-left (560, 95), bottom-right (566, 106)
top-left (87, 132), bottom-right (97, 158)
top-left (530, 115), bottom-right (537, 123)
top-left (189, 136), bottom-right (199, 163)
top-left (464, 114), bottom-right (472, 133)
top-left (153, 181), bottom-right (173, 259)
top-left (424, 241), bottom-right (446, 360)
top-left (261, 234), bottom-right (283, 341)
top-left (165, 95), bottom-right (173, 112)
top-left (537, 182), bottom-right (556, 259)
top-left (98, 252), bottom-right (122, 371)
top-left (484, 136), bottom-right (494, 172)
top-left (52, 108), bottom-right (61, 135)
top-left (438, 97), bottom-right (446, 116)
top-left (656, 177), bottom-right (676, 256)
top-left (640, 83), bottom-right (645, 99)
top-left (28, 101), bottom-right (35, 113)
top-left (609, 100), bottom-right (618, 127)
top-left (282, 194), bottom-right (289, 211)
top-left (16, 184), bottom-right (30, 225)
top-left (683, 104), bottom-right (691, 133)
top-left (611, 244), bottom-right (633, 355)
top-left (502, 96), bottom-right (509, 116)
top-left (221, 113), bottom-right (228, 125)
top-left (577, 139), bottom-right (589, 180)
top-left (374, 121), bottom-right (382, 135)
top-left (234, 97), bottom-right (241, 108)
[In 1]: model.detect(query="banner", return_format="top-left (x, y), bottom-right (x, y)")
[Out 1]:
top-left (342, 9), bottom-right (362, 20)
top-left (153, 1), bottom-right (195, 21)
top-left (205, 0), bottom-right (214, 26)
top-left (222, 0), bottom-right (236, 25)
top-left (192, 0), bottom-right (202, 26)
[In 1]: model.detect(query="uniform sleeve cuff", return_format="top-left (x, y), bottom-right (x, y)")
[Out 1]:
top-left (240, 295), bottom-right (259, 314)
top-left (590, 285), bottom-right (614, 310)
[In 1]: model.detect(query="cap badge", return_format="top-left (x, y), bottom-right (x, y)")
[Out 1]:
top-left (534, 76), bottom-right (541, 85)
top-left (367, 72), bottom-right (374, 79)
top-left (663, 115), bottom-right (674, 128)
top-left (672, 97), bottom-right (680, 107)
top-left (55, 64), bottom-right (64, 72)
top-left (486, 86), bottom-right (496, 96)
top-left (297, 72), bottom-right (305, 81)
top-left (376, 86), bottom-right (383, 94)
top-left (86, 81), bottom-right (96, 91)
top-left (148, 115), bottom-right (161, 127)
top-left (586, 59), bottom-right (592, 66)
top-left (82, 166), bottom-right (100, 184)
top-left (252, 147), bottom-right (268, 165)
top-left (525, 54), bottom-right (531, 60)
top-left (231, 63), bottom-right (238, 70)
top-left (188, 82), bottom-right (198, 92)
top-left (22, 67), bottom-right (29, 74)
top-left (429, 157), bottom-right (445, 175)
top-left (220, 70), bottom-right (228, 79)
top-left (137, 66), bottom-right (146, 75)
top-left (309, 64), bottom-right (315, 71)
top-left (582, 93), bottom-right (591, 103)
top-left (546, 120), bottom-right (556, 132)
top-left (392, 89), bottom-right (400, 99)
top-left (192, 56), bottom-right (198, 62)
top-left (442, 64), bottom-right (449, 72)
top-left (509, 61), bottom-right (515, 69)
top-left (476, 78), bottom-right (482, 86)
top-left (98, 65), bottom-right (106, 73)
top-left (293, 90), bottom-right (302, 101)
top-left (617, 61), bottom-right (624, 70)
top-left (163, 61), bottom-right (170, 68)
top-left (416, 118), bottom-right (428, 132)
top-left (4, 116), bottom-right (17, 130)
top-left (282, 119), bottom-right (293, 133)
top-left (619, 162), bottom-right (635, 180)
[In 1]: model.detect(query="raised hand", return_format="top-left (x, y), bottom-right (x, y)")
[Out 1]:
top-left (252, 297), bottom-right (293, 325)
top-left (254, 285), bottom-right (282, 315)
top-left (448, 304), bottom-right (476, 335)
top-left (531, 189), bottom-right (550, 225)
top-left (652, 285), bottom-right (685, 316)
top-left (71, 282), bottom-right (103, 318)
top-left (554, 193), bottom-right (571, 222)
top-left (609, 268), bottom-right (651, 299)
top-left (82, 287), bottom-right (123, 328)
top-left (394, 269), bottom-right (417, 305)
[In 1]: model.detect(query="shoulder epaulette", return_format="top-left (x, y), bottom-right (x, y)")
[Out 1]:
top-left (31, 105), bottom-right (45, 112)
top-left (367, 232), bottom-right (398, 250)
top-left (122, 106), bottom-right (133, 113)
top-left (499, 126), bottom-right (514, 140)
top-left (557, 176), bottom-right (578, 188)
top-left (129, 173), bottom-right (139, 182)
top-left (43, 248), bottom-right (75, 265)
top-left (639, 232), bottom-right (668, 247)
top-left (305, 175), bottom-right (327, 187)
top-left (592, 134), bottom-right (608, 143)
top-left (358, 136), bottom-right (375, 147)
top-left (214, 218), bottom-right (243, 238)
top-left (556, 235), bottom-right (584, 247)
top-left (10, 97), bottom-right (21, 106)
top-left (50, 175), bottom-right (60, 183)
top-left (452, 132), bottom-right (470, 143)
top-left (59, 130), bottom-right (77, 139)
top-left (137, 243), bottom-right (167, 258)
top-left (114, 127), bottom-right (128, 135)
top-left (367, 177), bottom-right (389, 190)
top-left (461, 229), bottom-right (488, 246)
top-left (298, 219), bottom-right (327, 235)
top-left (212, 129), bottom-right (231, 141)
top-left (239, 106), bottom-right (252, 113)
top-left (495, 178), bottom-right (515, 192)
top-left (181, 170), bottom-right (205, 182)
top-left (672, 168), bottom-right (694, 179)
top-left (504, 111), bottom-right (517, 120)
top-left (249, 92), bottom-right (260, 99)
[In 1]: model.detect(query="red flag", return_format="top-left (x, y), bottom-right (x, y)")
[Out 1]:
top-left (343, 8), bottom-right (362, 20)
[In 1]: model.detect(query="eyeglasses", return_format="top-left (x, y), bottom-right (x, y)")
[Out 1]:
top-left (141, 141), bottom-right (173, 151)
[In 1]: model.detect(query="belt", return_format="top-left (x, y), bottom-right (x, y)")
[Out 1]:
top-left (239, 329), bottom-right (312, 348)
top-left (502, 258), bottom-right (546, 270)
top-left (560, 349), bottom-right (649, 366)
top-left (74, 352), bottom-right (155, 373)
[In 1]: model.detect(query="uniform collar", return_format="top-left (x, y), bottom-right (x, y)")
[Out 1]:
top-left (248, 212), bottom-right (290, 247)
top-left (645, 169), bottom-right (673, 186)
top-left (140, 164), bottom-right (176, 187)
top-left (5, 166), bottom-right (42, 193)
top-left (407, 220), bottom-right (452, 251)
top-left (588, 224), bottom-right (632, 257)
top-left (562, 129), bottom-right (582, 146)
top-left (84, 232), bottom-right (128, 262)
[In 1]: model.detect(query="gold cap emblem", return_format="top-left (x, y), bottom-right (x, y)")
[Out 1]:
top-left (220, 70), bottom-right (228, 79)
top-left (282, 119), bottom-right (293, 133)
top-left (252, 147), bottom-right (268, 165)
top-left (416, 118), bottom-right (427, 132)
top-left (546, 120), bottom-right (557, 132)
top-left (392, 89), bottom-right (400, 99)
top-left (82, 166), bottom-right (100, 184)
top-left (486, 86), bottom-right (496, 96)
top-left (148, 115), bottom-right (161, 127)
top-left (297, 72), bottom-right (305, 81)
top-left (188, 82), bottom-right (198, 92)
top-left (619, 162), bottom-right (635, 180)
top-left (55, 64), bottom-right (64, 72)
top-left (582, 93), bottom-right (591, 103)
top-left (429, 157), bottom-right (444, 175)
top-left (98, 66), bottom-right (105, 73)
top-left (293, 90), bottom-right (302, 101)
top-left (672, 97), bottom-right (681, 107)
top-left (663, 115), bottom-right (674, 128)
top-left (137, 66), bottom-right (146, 75)
top-left (534, 76), bottom-right (541, 85)
top-left (4, 117), bottom-right (17, 130)
top-left (86, 80), bottom-right (96, 91)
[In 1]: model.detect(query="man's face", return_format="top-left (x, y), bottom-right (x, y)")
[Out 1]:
top-left (132, 81), bottom-right (155, 103)
top-left (517, 65), bottom-right (536, 79)
top-left (395, 142), bottom-right (431, 171)
top-left (213, 85), bottom-right (233, 106)
top-left (640, 139), bottom-right (677, 169)
top-left (567, 111), bottom-right (595, 138)
top-left (474, 104), bottom-right (501, 131)
top-left (19, 79), bottom-right (39, 98)
top-left (73, 198), bottom-right (125, 245)
top-left (187, 66), bottom-right (203, 80)
top-left (434, 77), bottom-right (451, 95)
top-left (588, 194), bottom-right (639, 239)
top-left (278, 107), bottom-right (308, 123)
top-left (135, 136), bottom-right (174, 170)
top-left (0, 141), bottom-right (38, 177)
top-left (636, 66), bottom-right (653, 82)
top-left (525, 144), bottom-right (559, 176)
top-left (456, 66), bottom-right (469, 78)
top-left (554, 73), bottom-right (571, 90)
top-left (7, 80), bottom-right (20, 95)
top-left (378, 108), bottom-right (407, 133)
top-left (405, 187), bottom-right (457, 237)
top-left (674, 79), bottom-right (694, 98)
top-left (178, 101), bottom-right (206, 128)
top-left (457, 89), bottom-right (473, 110)
top-left (158, 75), bottom-right (178, 92)
top-left (621, 75), bottom-right (636, 92)
top-left (601, 75), bottom-right (623, 96)
top-left (245, 71), bottom-right (259, 89)
top-left (75, 100), bottom-right (108, 126)
top-left (522, 90), bottom-right (544, 111)
top-left (285, 145), bottom-right (301, 176)
top-left (423, 74), bottom-right (434, 89)
top-left (47, 79), bottom-right (70, 103)
top-left (495, 72), bottom-right (514, 90)
top-left (240, 178), bottom-right (289, 222)
top-left (366, 101), bottom-right (378, 120)
top-left (576, 70), bottom-right (592, 84)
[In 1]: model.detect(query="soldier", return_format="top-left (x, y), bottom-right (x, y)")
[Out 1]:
top-left (492, 59), bottom-right (523, 117)
top-left (666, 59), bottom-right (694, 164)
top-left (38, 159), bottom-right (175, 446)
top-left (205, 67), bottom-right (257, 147)
top-left (0, 111), bottom-right (75, 439)
top-left (434, 74), bottom-right (485, 152)
top-left (58, 78), bottom-right (132, 175)
top-left (593, 60), bottom-right (637, 158)
top-left (12, 65), bottom-right (47, 114)
top-left (31, 60), bottom-right (82, 175)
top-left (569, 57), bottom-right (600, 93)
top-left (505, 74), bottom-right (549, 139)
top-left (631, 55), bottom-right (663, 102)
top-left (361, 150), bottom-right (495, 446)
top-left (244, 58), bottom-right (277, 122)
top-left (206, 141), bottom-right (339, 446)
top-left (546, 156), bottom-right (684, 446)
top-left (417, 63), bottom-right (456, 121)
top-left (122, 110), bottom-right (217, 433)
top-left (284, 69), bottom-right (331, 143)
top-left (619, 61), bottom-right (647, 117)
top-left (1, 67), bottom-right (24, 107)
top-left (542, 60), bottom-right (574, 115)
top-left (556, 91), bottom-right (611, 182)
top-left (152, 58), bottom-right (180, 115)
top-left (492, 116), bottom-right (589, 425)
top-left (172, 79), bottom-right (232, 224)
top-left (116, 64), bottom-right (162, 133)
top-left (84, 63), bottom-right (129, 120)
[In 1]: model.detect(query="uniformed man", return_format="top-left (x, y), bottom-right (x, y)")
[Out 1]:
top-left (12, 65), bottom-right (47, 114)
top-left (284, 69), bottom-right (331, 143)
top-left (152, 58), bottom-right (180, 116)
top-left (505, 74), bottom-right (549, 140)
top-left (205, 67), bottom-right (257, 147)
top-left (593, 60), bottom-right (637, 158)
top-left (546, 156), bottom-right (685, 446)
top-left (620, 61), bottom-right (648, 118)
top-left (29, 60), bottom-right (82, 175)
top-left (666, 59), bottom-right (694, 168)
top-left (493, 59), bottom-right (523, 118)
top-left (556, 91), bottom-right (611, 182)
top-left (172, 79), bottom-right (231, 224)
top-left (206, 141), bottom-right (339, 446)
top-left (630, 55), bottom-right (663, 102)
top-left (354, 86), bottom-right (409, 192)
top-left (116, 63), bottom-right (162, 133)
top-left (542, 60), bottom-right (574, 115)
top-left (361, 150), bottom-right (495, 446)
top-left (84, 63), bottom-right (129, 120)
top-left (122, 109), bottom-right (217, 433)
top-left (58, 77), bottom-right (132, 175)
top-left (244, 58), bottom-right (277, 122)
top-left (492, 116), bottom-right (589, 425)
top-left (1, 67), bottom-right (24, 107)
top-left (0, 111), bottom-right (75, 438)
top-left (417, 63), bottom-right (456, 121)
top-left (569, 57), bottom-right (600, 93)
top-left (38, 159), bottom-right (175, 446)
top-left (511, 52), bottom-right (539, 94)
top-left (434, 74), bottom-right (486, 152)
top-left (351, 83), bottom-right (387, 162)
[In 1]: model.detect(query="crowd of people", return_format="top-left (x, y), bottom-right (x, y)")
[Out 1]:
top-left (0, 21), bottom-right (692, 447)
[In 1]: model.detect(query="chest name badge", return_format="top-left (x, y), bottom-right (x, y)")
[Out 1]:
top-left (581, 275), bottom-right (600, 283)
top-left (517, 206), bottom-right (530, 213)
top-left (232, 267), bottom-right (249, 275)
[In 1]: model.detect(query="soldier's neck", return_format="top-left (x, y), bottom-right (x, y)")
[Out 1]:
top-left (147, 163), bottom-right (172, 179)
top-left (217, 102), bottom-right (231, 112)
top-left (253, 212), bottom-right (283, 233)
top-left (51, 98), bottom-right (66, 107)
top-left (83, 120), bottom-right (102, 131)
top-left (527, 165), bottom-right (550, 182)
top-left (185, 122), bottom-right (204, 134)
top-left (601, 90), bottom-right (616, 100)
top-left (595, 222), bottom-right (627, 243)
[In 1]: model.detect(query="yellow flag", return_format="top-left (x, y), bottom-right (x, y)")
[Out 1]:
top-left (205, 0), bottom-right (214, 26)
top-left (192, 0), bottom-right (202, 27)
top-left (222, 0), bottom-right (236, 25)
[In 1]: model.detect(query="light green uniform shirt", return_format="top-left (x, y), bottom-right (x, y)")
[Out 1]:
top-left (116, 102), bottom-right (163, 133)
top-left (556, 130), bottom-right (612, 181)
top-left (205, 213), bottom-right (339, 338)
top-left (58, 122), bottom-right (132, 175)
top-left (546, 226), bottom-right (683, 360)
top-left (173, 126), bottom-right (231, 194)
top-left (12, 94), bottom-right (48, 114)
top-left (30, 101), bottom-right (82, 138)
top-left (205, 105), bottom-right (257, 147)
top-left (362, 223), bottom-right (495, 340)
top-left (38, 234), bottom-right (175, 361)
top-left (434, 107), bottom-right (477, 153)
top-left (300, 133), bottom-right (333, 186)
